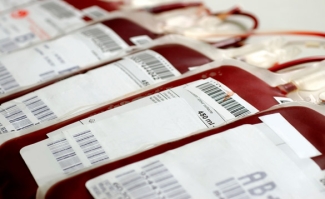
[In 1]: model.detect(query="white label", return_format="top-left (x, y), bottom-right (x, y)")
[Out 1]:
top-left (0, 23), bottom-right (129, 94)
top-left (82, 6), bottom-right (110, 20)
top-left (21, 78), bottom-right (257, 186)
top-left (86, 125), bottom-right (325, 199)
top-left (0, 0), bottom-right (36, 12)
top-left (0, 50), bottom-right (178, 133)
top-left (0, 0), bottom-right (86, 54)
top-left (274, 96), bottom-right (293, 104)
top-left (21, 98), bottom-right (206, 185)
top-left (259, 113), bottom-right (321, 159)
top-left (130, 35), bottom-right (153, 46)
top-left (120, 50), bottom-right (181, 86)
top-left (254, 123), bottom-right (325, 191)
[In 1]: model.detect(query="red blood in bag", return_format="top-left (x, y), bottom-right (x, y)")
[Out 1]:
top-left (0, 65), bottom-right (286, 198)
top-left (64, 0), bottom-right (123, 12)
top-left (0, 42), bottom-right (213, 199)
top-left (63, 0), bottom-right (200, 14)
top-left (0, 17), bottom-right (165, 104)
top-left (44, 105), bottom-right (325, 199)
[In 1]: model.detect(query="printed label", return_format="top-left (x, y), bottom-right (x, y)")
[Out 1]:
top-left (86, 125), bottom-right (325, 199)
top-left (21, 98), bottom-right (206, 185)
top-left (82, 6), bottom-right (110, 20)
top-left (130, 35), bottom-right (153, 46)
top-left (0, 0), bottom-right (36, 12)
top-left (0, 50), bottom-right (178, 134)
top-left (0, 0), bottom-right (86, 54)
top-left (0, 23), bottom-right (129, 95)
top-left (20, 77), bottom-right (259, 187)
top-left (95, 160), bottom-right (191, 199)
top-left (118, 50), bottom-right (181, 87)
top-left (186, 78), bottom-right (259, 121)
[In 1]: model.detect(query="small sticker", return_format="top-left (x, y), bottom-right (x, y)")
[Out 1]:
top-left (82, 6), bottom-right (110, 20)
top-left (130, 35), bottom-right (153, 46)
top-left (274, 97), bottom-right (293, 104)
top-left (259, 113), bottom-right (321, 158)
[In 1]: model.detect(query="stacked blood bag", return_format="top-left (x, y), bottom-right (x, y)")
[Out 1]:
top-left (0, 0), bottom-right (325, 199)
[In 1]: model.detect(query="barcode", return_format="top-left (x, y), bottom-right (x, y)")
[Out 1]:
top-left (134, 39), bottom-right (150, 45)
top-left (196, 82), bottom-right (251, 118)
top-left (23, 96), bottom-right (57, 122)
top-left (131, 52), bottom-right (176, 80)
top-left (47, 138), bottom-right (84, 174)
top-left (58, 66), bottom-right (80, 75)
top-left (215, 177), bottom-right (250, 199)
top-left (39, 70), bottom-right (56, 80)
top-left (73, 130), bottom-right (109, 165)
top-left (0, 105), bottom-right (33, 131)
top-left (87, 10), bottom-right (106, 19)
top-left (0, 39), bottom-right (18, 53)
top-left (117, 161), bottom-right (191, 199)
top-left (0, 122), bottom-right (8, 134)
top-left (82, 28), bottom-right (123, 53)
top-left (40, 1), bottom-right (75, 19)
top-left (0, 64), bottom-right (19, 92)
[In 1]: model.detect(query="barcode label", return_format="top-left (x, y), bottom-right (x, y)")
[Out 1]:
top-left (40, 1), bottom-right (76, 19)
top-left (0, 122), bottom-right (8, 134)
top-left (215, 177), bottom-right (250, 199)
top-left (130, 35), bottom-right (152, 46)
top-left (196, 82), bottom-right (251, 118)
top-left (88, 10), bottom-right (105, 19)
top-left (82, 6), bottom-right (110, 20)
top-left (130, 52), bottom-right (177, 80)
top-left (116, 161), bottom-right (191, 199)
top-left (0, 105), bottom-right (33, 131)
top-left (0, 63), bottom-right (19, 92)
top-left (39, 70), bottom-right (56, 80)
top-left (23, 96), bottom-right (57, 122)
top-left (82, 27), bottom-right (123, 53)
top-left (73, 130), bottom-right (109, 165)
top-left (47, 138), bottom-right (84, 174)
top-left (0, 39), bottom-right (18, 53)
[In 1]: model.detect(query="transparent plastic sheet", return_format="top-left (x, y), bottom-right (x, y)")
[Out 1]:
top-left (35, 100), bottom-right (325, 198)
top-left (224, 37), bottom-right (325, 69)
top-left (0, 34), bottom-right (224, 144)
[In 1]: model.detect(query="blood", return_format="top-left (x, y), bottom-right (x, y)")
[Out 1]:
top-left (0, 17), bottom-right (197, 104)
top-left (0, 61), bottom-right (287, 198)
top-left (0, 41), bottom-right (213, 199)
top-left (44, 106), bottom-right (325, 199)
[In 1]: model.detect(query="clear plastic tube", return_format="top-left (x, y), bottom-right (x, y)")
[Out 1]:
top-left (278, 63), bottom-right (325, 94)
top-left (293, 70), bottom-right (325, 91)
